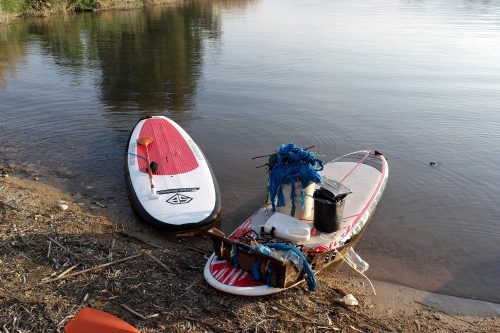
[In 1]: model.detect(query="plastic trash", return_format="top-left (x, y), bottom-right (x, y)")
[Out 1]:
top-left (342, 294), bottom-right (358, 306)
top-left (345, 248), bottom-right (369, 273)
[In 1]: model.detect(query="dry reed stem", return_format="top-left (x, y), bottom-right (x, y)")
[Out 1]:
top-left (143, 251), bottom-right (172, 273)
top-left (121, 303), bottom-right (147, 320)
top-left (25, 253), bottom-right (142, 289)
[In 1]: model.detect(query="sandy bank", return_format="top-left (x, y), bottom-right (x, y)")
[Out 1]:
top-left (0, 172), bottom-right (499, 332)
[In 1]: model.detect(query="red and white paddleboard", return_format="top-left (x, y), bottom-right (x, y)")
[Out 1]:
top-left (126, 116), bottom-right (220, 230)
top-left (204, 151), bottom-right (388, 296)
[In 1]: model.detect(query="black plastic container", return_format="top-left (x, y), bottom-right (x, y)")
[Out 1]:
top-left (313, 187), bottom-right (346, 233)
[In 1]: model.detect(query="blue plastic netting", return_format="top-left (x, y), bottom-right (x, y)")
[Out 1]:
top-left (268, 143), bottom-right (323, 216)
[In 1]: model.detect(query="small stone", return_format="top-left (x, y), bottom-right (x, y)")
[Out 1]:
top-left (414, 320), bottom-right (421, 330)
top-left (433, 314), bottom-right (441, 321)
top-left (57, 203), bottom-right (69, 211)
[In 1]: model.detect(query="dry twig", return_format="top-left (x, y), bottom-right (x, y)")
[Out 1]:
top-left (349, 325), bottom-right (365, 333)
top-left (118, 231), bottom-right (162, 249)
top-left (57, 264), bottom-right (79, 278)
top-left (47, 236), bottom-right (79, 258)
top-left (274, 302), bottom-right (337, 327)
top-left (275, 302), bottom-right (315, 322)
top-left (143, 251), bottom-right (172, 273)
top-left (330, 301), bottom-right (392, 332)
top-left (24, 254), bottom-right (142, 289)
top-left (121, 304), bottom-right (147, 320)
top-left (184, 245), bottom-right (208, 255)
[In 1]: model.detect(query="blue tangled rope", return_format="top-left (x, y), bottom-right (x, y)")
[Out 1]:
top-left (263, 243), bottom-right (317, 291)
top-left (268, 144), bottom-right (323, 216)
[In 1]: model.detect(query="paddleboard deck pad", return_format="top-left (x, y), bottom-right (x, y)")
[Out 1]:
top-left (204, 150), bottom-right (388, 296)
top-left (126, 116), bottom-right (220, 230)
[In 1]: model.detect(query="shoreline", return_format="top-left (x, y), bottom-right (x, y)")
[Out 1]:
top-left (0, 0), bottom-right (180, 25)
top-left (0, 170), bottom-right (498, 332)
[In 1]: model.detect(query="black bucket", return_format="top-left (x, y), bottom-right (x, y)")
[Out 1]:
top-left (313, 187), bottom-right (346, 233)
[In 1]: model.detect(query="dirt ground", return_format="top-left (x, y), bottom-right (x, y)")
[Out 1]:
top-left (1, 169), bottom-right (499, 332)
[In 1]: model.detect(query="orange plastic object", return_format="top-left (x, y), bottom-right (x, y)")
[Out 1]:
top-left (64, 308), bottom-right (140, 333)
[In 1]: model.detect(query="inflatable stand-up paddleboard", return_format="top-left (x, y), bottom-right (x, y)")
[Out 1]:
top-left (126, 116), bottom-right (220, 230)
top-left (204, 150), bottom-right (388, 296)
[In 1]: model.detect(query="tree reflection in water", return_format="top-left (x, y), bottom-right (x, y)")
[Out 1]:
top-left (0, 1), bottom-right (254, 112)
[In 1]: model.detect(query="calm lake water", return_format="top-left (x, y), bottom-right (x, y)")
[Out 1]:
top-left (1, 0), bottom-right (499, 302)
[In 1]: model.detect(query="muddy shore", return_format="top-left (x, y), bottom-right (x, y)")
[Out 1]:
top-left (1, 168), bottom-right (499, 332)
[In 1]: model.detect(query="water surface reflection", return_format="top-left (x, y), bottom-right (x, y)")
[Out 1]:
top-left (1, 0), bottom-right (500, 303)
